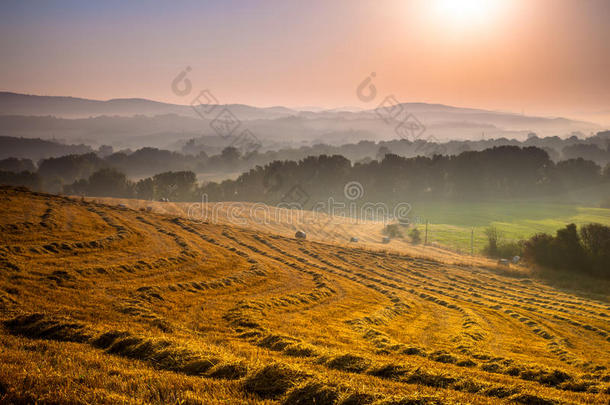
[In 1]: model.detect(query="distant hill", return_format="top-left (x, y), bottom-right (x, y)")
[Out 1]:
top-left (0, 92), bottom-right (297, 120)
top-left (0, 135), bottom-right (92, 161)
top-left (0, 92), bottom-right (603, 148)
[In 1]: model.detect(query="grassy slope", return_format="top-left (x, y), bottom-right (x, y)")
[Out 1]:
top-left (94, 195), bottom-right (610, 256)
top-left (409, 201), bottom-right (610, 253)
top-left (1, 187), bottom-right (609, 404)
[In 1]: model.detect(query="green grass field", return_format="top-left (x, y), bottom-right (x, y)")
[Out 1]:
top-left (409, 201), bottom-right (610, 254)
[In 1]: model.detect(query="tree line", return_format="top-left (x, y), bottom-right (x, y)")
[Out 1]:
top-left (484, 223), bottom-right (610, 279)
top-left (0, 147), bottom-right (245, 194)
top-left (1, 145), bottom-right (609, 205)
top-left (200, 146), bottom-right (610, 205)
top-left (1, 130), bottom-right (609, 192)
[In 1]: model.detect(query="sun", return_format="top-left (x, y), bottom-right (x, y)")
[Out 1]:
top-left (431, 0), bottom-right (507, 27)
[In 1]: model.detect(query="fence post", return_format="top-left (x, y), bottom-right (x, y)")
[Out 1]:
top-left (471, 228), bottom-right (474, 256)
top-left (424, 220), bottom-right (428, 245)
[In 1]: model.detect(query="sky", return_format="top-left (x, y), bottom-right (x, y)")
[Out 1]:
top-left (1, 0), bottom-right (609, 118)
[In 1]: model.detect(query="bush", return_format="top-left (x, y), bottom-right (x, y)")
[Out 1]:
top-left (580, 223), bottom-right (610, 277)
top-left (64, 168), bottom-right (135, 198)
top-left (483, 226), bottom-right (500, 257)
top-left (496, 240), bottom-right (524, 259)
top-left (523, 223), bottom-right (610, 278)
top-left (523, 233), bottom-right (555, 266)
top-left (409, 228), bottom-right (421, 244)
top-left (382, 224), bottom-right (404, 239)
top-left (0, 170), bottom-right (41, 191)
top-left (552, 224), bottom-right (587, 271)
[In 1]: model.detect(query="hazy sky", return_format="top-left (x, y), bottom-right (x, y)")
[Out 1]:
top-left (1, 0), bottom-right (608, 117)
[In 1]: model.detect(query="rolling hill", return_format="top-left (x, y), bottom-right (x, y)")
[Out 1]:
top-left (0, 186), bottom-right (609, 404)
top-left (0, 92), bottom-right (297, 120)
top-left (0, 92), bottom-right (601, 149)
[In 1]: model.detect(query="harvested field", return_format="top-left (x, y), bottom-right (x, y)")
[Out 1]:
top-left (0, 186), bottom-right (609, 404)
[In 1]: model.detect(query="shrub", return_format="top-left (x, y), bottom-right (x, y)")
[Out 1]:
top-left (382, 224), bottom-right (403, 239)
top-left (409, 228), bottom-right (421, 244)
top-left (523, 223), bottom-right (610, 278)
top-left (496, 240), bottom-right (524, 259)
top-left (483, 226), bottom-right (500, 257)
top-left (523, 233), bottom-right (555, 267)
top-left (552, 223), bottom-right (587, 271)
top-left (580, 223), bottom-right (610, 277)
top-left (482, 227), bottom-right (523, 259)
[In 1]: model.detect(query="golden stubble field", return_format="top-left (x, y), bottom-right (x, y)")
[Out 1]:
top-left (88, 196), bottom-right (498, 268)
top-left (0, 186), bottom-right (609, 404)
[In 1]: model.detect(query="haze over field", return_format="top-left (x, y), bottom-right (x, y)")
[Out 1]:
top-left (1, 1), bottom-right (609, 149)
top-left (0, 92), bottom-right (602, 149)
top-left (1, 1), bottom-right (609, 117)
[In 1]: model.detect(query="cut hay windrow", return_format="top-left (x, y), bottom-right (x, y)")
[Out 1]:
top-left (1, 187), bottom-right (609, 404)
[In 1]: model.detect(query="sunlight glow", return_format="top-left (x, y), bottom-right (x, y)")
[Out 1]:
top-left (431, 0), bottom-right (508, 28)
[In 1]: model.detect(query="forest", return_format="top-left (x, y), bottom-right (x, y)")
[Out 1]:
top-left (198, 146), bottom-right (609, 205)
top-left (2, 145), bottom-right (609, 207)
